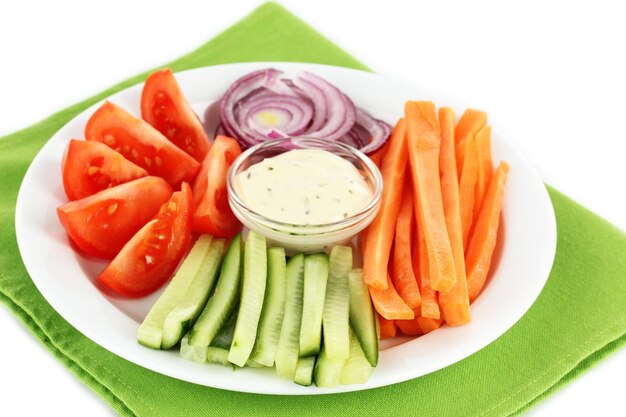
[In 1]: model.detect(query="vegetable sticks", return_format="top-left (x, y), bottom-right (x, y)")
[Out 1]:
top-left (391, 181), bottom-right (422, 308)
top-left (458, 136), bottom-right (479, 248)
top-left (405, 101), bottom-right (456, 292)
top-left (413, 198), bottom-right (441, 320)
top-left (466, 162), bottom-right (510, 301)
top-left (455, 109), bottom-right (487, 175)
top-left (437, 107), bottom-right (471, 326)
top-left (395, 316), bottom-right (423, 336)
top-left (369, 274), bottom-right (414, 320)
top-left (363, 119), bottom-right (409, 289)
top-left (378, 314), bottom-right (398, 339)
top-left (474, 126), bottom-right (493, 222)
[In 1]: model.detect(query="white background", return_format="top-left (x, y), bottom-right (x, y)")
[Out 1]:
top-left (0, 0), bottom-right (624, 415)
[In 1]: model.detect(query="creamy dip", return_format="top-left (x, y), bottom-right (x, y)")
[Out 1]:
top-left (234, 149), bottom-right (373, 225)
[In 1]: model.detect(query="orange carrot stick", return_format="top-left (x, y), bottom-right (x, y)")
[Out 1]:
top-left (458, 136), bottom-right (479, 248)
top-left (395, 315), bottom-right (423, 336)
top-left (391, 180), bottom-right (422, 308)
top-left (378, 314), bottom-right (398, 339)
top-left (437, 107), bottom-right (471, 326)
top-left (455, 109), bottom-right (487, 175)
top-left (369, 143), bottom-right (388, 169)
top-left (466, 162), bottom-right (510, 302)
top-left (474, 126), bottom-right (493, 223)
top-left (369, 274), bottom-right (414, 320)
top-left (405, 101), bottom-right (456, 292)
top-left (413, 201), bottom-right (441, 320)
top-left (363, 119), bottom-right (409, 290)
top-left (397, 308), bottom-right (444, 335)
top-left (416, 317), bottom-right (443, 334)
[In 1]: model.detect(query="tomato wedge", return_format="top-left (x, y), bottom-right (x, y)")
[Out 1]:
top-left (57, 176), bottom-right (172, 259)
top-left (85, 102), bottom-right (200, 187)
top-left (141, 68), bottom-right (210, 162)
top-left (62, 139), bottom-right (148, 200)
top-left (192, 135), bottom-right (242, 238)
top-left (97, 182), bottom-right (193, 297)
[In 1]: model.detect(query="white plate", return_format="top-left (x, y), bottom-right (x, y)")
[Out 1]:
top-left (15, 62), bottom-right (556, 395)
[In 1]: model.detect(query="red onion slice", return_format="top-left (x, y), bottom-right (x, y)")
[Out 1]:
top-left (338, 132), bottom-right (365, 149)
top-left (292, 76), bottom-right (328, 134)
top-left (296, 72), bottom-right (356, 141)
top-left (355, 109), bottom-right (392, 155)
top-left (239, 95), bottom-right (313, 138)
top-left (218, 68), bottom-right (391, 154)
top-left (220, 68), bottom-right (285, 147)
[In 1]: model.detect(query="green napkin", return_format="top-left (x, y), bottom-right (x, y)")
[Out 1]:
top-left (1, 3), bottom-right (625, 416)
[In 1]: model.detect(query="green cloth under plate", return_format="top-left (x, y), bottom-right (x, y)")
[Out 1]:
top-left (0, 3), bottom-right (624, 416)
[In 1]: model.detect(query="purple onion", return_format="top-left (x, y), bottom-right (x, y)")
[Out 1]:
top-left (218, 68), bottom-right (392, 155)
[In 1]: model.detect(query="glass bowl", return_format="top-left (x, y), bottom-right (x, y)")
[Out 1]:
top-left (227, 137), bottom-right (383, 254)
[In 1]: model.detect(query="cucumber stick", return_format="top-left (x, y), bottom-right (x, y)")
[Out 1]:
top-left (210, 308), bottom-right (239, 350)
top-left (138, 235), bottom-right (213, 349)
top-left (294, 357), bottom-right (316, 386)
top-left (188, 234), bottom-right (243, 348)
top-left (228, 231), bottom-right (267, 367)
top-left (321, 246), bottom-right (352, 360)
top-left (161, 239), bottom-right (224, 349)
top-left (180, 334), bottom-right (207, 364)
top-left (250, 247), bottom-right (287, 366)
top-left (206, 347), bottom-right (231, 366)
top-left (339, 328), bottom-right (373, 385)
top-left (299, 253), bottom-right (330, 357)
top-left (313, 339), bottom-right (345, 388)
top-left (275, 253), bottom-right (305, 379)
top-left (348, 269), bottom-right (379, 366)
top-left (207, 346), bottom-right (259, 367)
top-left (182, 307), bottom-right (238, 362)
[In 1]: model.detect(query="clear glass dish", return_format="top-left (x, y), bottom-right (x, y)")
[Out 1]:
top-left (227, 137), bottom-right (383, 254)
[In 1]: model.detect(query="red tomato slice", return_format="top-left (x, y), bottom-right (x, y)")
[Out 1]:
top-left (141, 68), bottom-right (210, 162)
top-left (97, 182), bottom-right (193, 297)
top-left (192, 135), bottom-right (242, 238)
top-left (85, 102), bottom-right (200, 187)
top-left (57, 176), bottom-right (172, 259)
top-left (62, 139), bottom-right (148, 200)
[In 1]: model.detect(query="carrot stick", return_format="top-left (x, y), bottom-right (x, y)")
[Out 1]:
top-left (369, 274), bottom-right (414, 320)
top-left (391, 180), bottom-right (422, 309)
top-left (437, 107), bottom-right (471, 326)
top-left (455, 109), bottom-right (488, 145)
top-left (405, 101), bottom-right (456, 292)
top-left (396, 308), bottom-right (443, 335)
top-left (369, 143), bottom-right (388, 169)
top-left (378, 314), bottom-right (398, 339)
top-left (455, 109), bottom-right (487, 175)
top-left (395, 315), bottom-right (423, 336)
top-left (416, 317), bottom-right (444, 334)
top-left (474, 126), bottom-right (493, 223)
top-left (466, 162), bottom-right (510, 302)
top-left (458, 136), bottom-right (479, 248)
top-left (413, 201), bottom-right (440, 320)
top-left (363, 119), bottom-right (409, 290)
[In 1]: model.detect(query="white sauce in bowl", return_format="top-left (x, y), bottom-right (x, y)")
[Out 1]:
top-left (234, 149), bottom-right (373, 225)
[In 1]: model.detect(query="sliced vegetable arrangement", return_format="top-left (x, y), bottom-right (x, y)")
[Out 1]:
top-left (143, 232), bottom-right (376, 387)
top-left (361, 101), bottom-right (509, 339)
top-left (52, 67), bottom-right (510, 389)
top-left (85, 102), bottom-right (200, 187)
top-left (57, 68), bottom-right (243, 298)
